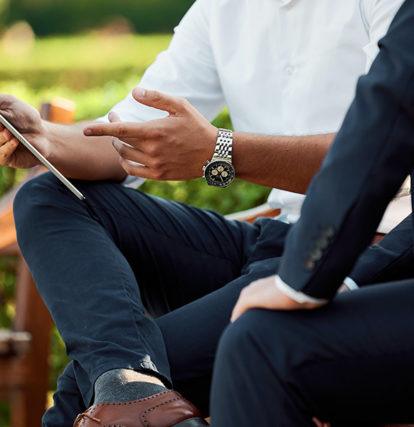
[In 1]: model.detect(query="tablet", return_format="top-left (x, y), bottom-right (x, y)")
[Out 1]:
top-left (0, 114), bottom-right (86, 200)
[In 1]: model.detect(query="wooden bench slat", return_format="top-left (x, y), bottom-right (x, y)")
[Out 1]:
top-left (0, 330), bottom-right (31, 357)
top-left (225, 203), bottom-right (280, 223)
top-left (0, 205), bottom-right (16, 254)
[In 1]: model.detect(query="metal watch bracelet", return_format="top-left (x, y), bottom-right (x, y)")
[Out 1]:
top-left (213, 128), bottom-right (233, 161)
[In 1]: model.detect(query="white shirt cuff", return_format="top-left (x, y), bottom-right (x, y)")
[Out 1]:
top-left (275, 275), bottom-right (327, 305)
top-left (123, 175), bottom-right (146, 189)
top-left (343, 277), bottom-right (359, 291)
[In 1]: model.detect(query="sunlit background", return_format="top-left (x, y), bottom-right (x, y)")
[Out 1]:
top-left (0, 1), bottom-right (270, 424)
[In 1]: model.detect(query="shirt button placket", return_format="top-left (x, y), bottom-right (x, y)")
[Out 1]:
top-left (285, 65), bottom-right (295, 76)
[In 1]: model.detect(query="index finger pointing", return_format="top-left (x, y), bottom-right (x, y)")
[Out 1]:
top-left (84, 122), bottom-right (151, 139)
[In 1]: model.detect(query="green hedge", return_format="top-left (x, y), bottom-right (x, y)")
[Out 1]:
top-left (3, 0), bottom-right (196, 35)
top-left (0, 34), bottom-right (171, 91)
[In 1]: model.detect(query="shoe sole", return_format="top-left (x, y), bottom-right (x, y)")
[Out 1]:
top-left (173, 418), bottom-right (209, 426)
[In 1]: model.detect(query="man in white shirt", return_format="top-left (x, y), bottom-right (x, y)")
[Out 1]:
top-left (0, 0), bottom-right (406, 425)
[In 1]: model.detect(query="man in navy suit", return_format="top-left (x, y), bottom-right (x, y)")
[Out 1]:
top-left (210, 1), bottom-right (414, 425)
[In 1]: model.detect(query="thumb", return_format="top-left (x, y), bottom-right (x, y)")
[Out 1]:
top-left (132, 87), bottom-right (188, 115)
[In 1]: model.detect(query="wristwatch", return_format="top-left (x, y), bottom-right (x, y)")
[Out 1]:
top-left (203, 128), bottom-right (236, 188)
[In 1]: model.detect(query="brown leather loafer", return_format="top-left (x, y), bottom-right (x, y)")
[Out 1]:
top-left (73, 390), bottom-right (209, 427)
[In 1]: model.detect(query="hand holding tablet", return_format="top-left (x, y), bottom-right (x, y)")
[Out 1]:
top-left (0, 114), bottom-right (85, 200)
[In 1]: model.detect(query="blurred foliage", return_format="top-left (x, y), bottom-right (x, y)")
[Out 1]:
top-left (0, 34), bottom-right (271, 214)
top-left (0, 35), bottom-right (171, 89)
top-left (0, 257), bottom-right (16, 328)
top-left (0, 0), bottom-right (7, 27)
top-left (0, 34), bottom-right (270, 424)
top-left (0, 35), bottom-right (172, 121)
top-left (0, 165), bottom-right (15, 194)
top-left (2, 0), bottom-right (195, 35)
top-left (0, 256), bottom-right (17, 426)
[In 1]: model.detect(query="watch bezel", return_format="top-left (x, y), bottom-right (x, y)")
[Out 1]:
top-left (203, 158), bottom-right (236, 188)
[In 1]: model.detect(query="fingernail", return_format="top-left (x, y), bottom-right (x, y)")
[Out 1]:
top-left (135, 87), bottom-right (147, 98)
top-left (84, 128), bottom-right (92, 136)
top-left (112, 139), bottom-right (120, 150)
top-left (108, 111), bottom-right (120, 122)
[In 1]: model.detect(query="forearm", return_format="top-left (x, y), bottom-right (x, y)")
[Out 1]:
top-left (82, 89), bottom-right (335, 187)
top-left (233, 132), bottom-right (335, 193)
top-left (45, 120), bottom-right (127, 181)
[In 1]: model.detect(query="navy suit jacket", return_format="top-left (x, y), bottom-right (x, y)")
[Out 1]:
top-left (278, 0), bottom-right (414, 300)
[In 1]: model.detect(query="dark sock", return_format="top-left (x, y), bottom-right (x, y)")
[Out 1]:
top-left (94, 369), bottom-right (167, 404)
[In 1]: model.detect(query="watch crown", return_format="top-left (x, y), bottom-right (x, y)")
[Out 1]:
top-left (202, 160), bottom-right (210, 174)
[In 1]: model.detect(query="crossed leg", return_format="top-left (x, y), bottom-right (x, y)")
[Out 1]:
top-left (13, 173), bottom-right (288, 426)
top-left (211, 280), bottom-right (414, 426)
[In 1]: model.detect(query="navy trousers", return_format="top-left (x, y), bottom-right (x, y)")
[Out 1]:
top-left (13, 173), bottom-right (290, 426)
top-left (211, 280), bottom-right (414, 426)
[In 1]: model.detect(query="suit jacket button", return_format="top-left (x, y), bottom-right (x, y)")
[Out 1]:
top-left (325, 226), bottom-right (335, 238)
top-left (305, 260), bottom-right (316, 270)
top-left (310, 249), bottom-right (323, 261)
top-left (316, 236), bottom-right (329, 250)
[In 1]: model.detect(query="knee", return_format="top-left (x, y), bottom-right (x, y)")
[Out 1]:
top-left (14, 173), bottom-right (63, 217)
top-left (13, 173), bottom-right (79, 242)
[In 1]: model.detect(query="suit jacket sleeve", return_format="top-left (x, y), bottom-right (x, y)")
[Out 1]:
top-left (277, 0), bottom-right (414, 300)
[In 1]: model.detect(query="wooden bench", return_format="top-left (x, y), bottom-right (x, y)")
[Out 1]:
top-left (0, 99), bottom-right (74, 427)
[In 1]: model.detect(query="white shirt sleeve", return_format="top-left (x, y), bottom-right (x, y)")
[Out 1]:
top-left (343, 277), bottom-right (359, 291)
top-left (275, 275), bottom-right (358, 304)
top-left (274, 276), bottom-right (327, 305)
top-left (361, 0), bottom-right (405, 71)
top-left (98, 0), bottom-right (225, 124)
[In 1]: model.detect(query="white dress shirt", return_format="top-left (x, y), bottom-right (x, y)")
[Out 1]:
top-left (101, 0), bottom-right (406, 234)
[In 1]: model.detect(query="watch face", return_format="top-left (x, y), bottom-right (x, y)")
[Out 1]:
top-left (204, 159), bottom-right (235, 188)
